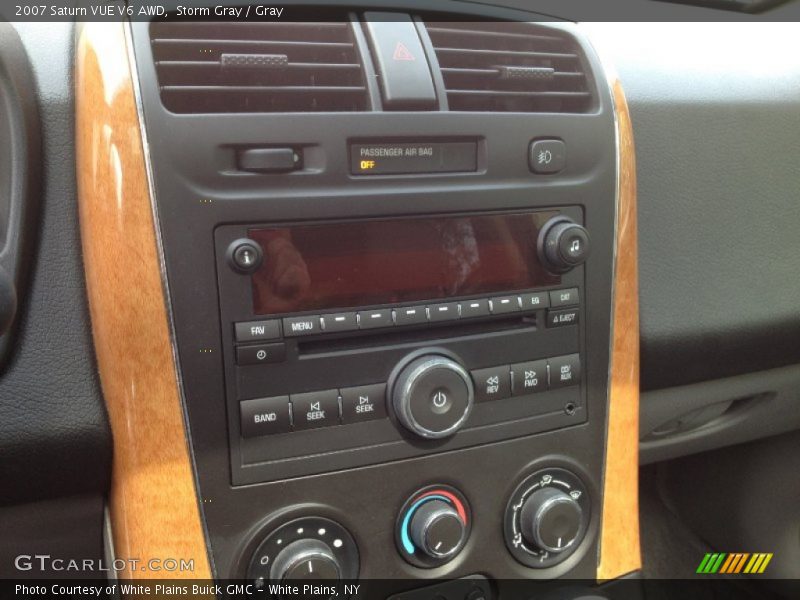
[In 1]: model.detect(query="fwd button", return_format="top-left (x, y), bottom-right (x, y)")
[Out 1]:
top-left (291, 390), bottom-right (340, 430)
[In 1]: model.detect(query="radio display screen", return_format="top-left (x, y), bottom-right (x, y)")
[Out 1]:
top-left (248, 212), bottom-right (561, 315)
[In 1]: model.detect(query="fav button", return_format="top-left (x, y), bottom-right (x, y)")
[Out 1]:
top-left (234, 319), bottom-right (281, 342)
top-left (290, 390), bottom-right (340, 430)
top-left (472, 366), bottom-right (511, 402)
top-left (340, 383), bottom-right (387, 423)
top-left (511, 360), bottom-right (548, 395)
top-left (549, 354), bottom-right (581, 389)
top-left (240, 396), bottom-right (291, 438)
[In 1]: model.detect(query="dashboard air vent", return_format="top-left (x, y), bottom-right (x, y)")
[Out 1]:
top-left (149, 22), bottom-right (368, 113)
top-left (424, 22), bottom-right (593, 113)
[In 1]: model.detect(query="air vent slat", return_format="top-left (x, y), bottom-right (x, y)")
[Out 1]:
top-left (425, 21), bottom-right (593, 113)
top-left (150, 20), bottom-right (368, 113)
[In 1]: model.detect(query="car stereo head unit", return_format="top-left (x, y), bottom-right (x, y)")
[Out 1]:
top-left (215, 207), bottom-right (589, 484)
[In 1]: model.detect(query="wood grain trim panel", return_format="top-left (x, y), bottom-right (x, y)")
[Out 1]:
top-left (597, 79), bottom-right (641, 580)
top-left (76, 23), bottom-right (211, 580)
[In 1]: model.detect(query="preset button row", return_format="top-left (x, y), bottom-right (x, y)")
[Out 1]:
top-left (240, 383), bottom-right (387, 438)
top-left (471, 354), bottom-right (581, 402)
top-left (279, 288), bottom-right (579, 338)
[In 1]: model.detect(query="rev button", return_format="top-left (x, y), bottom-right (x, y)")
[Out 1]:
top-left (291, 390), bottom-right (340, 430)
top-left (340, 383), bottom-right (387, 423)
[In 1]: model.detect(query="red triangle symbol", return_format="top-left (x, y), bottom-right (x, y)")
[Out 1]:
top-left (392, 41), bottom-right (415, 61)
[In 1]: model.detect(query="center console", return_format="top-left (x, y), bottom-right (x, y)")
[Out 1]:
top-left (129, 6), bottom-right (620, 592)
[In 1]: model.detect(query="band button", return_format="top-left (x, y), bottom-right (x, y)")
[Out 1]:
top-left (240, 396), bottom-right (291, 438)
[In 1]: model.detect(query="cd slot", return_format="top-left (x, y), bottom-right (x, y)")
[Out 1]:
top-left (297, 314), bottom-right (537, 356)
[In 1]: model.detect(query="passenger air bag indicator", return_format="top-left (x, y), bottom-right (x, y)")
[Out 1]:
top-left (350, 141), bottom-right (478, 175)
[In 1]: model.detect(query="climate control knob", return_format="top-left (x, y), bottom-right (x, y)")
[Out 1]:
top-left (409, 499), bottom-right (466, 559)
top-left (520, 487), bottom-right (583, 554)
top-left (391, 353), bottom-right (474, 439)
top-left (396, 485), bottom-right (471, 568)
top-left (270, 539), bottom-right (340, 581)
top-left (538, 217), bottom-right (590, 273)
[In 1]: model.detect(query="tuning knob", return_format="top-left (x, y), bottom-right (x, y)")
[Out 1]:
top-left (391, 353), bottom-right (474, 439)
top-left (520, 487), bottom-right (583, 554)
top-left (538, 217), bottom-right (590, 273)
top-left (270, 539), bottom-right (340, 581)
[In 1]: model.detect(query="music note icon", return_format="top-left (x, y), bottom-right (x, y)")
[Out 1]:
top-left (570, 239), bottom-right (581, 253)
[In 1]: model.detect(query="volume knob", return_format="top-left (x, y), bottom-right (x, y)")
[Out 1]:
top-left (391, 354), bottom-right (474, 439)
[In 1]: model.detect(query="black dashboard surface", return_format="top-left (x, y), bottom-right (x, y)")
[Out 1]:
top-left (589, 22), bottom-right (800, 390)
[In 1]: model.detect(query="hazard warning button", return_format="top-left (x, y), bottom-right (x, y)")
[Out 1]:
top-left (363, 13), bottom-right (437, 110)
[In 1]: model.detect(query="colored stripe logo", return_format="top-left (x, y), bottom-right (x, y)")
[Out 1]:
top-left (697, 553), bottom-right (773, 574)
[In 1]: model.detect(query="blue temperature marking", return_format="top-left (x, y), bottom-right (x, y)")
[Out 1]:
top-left (400, 494), bottom-right (450, 555)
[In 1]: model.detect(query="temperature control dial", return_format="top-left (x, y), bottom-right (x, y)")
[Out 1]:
top-left (504, 468), bottom-right (590, 568)
top-left (396, 485), bottom-right (471, 568)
